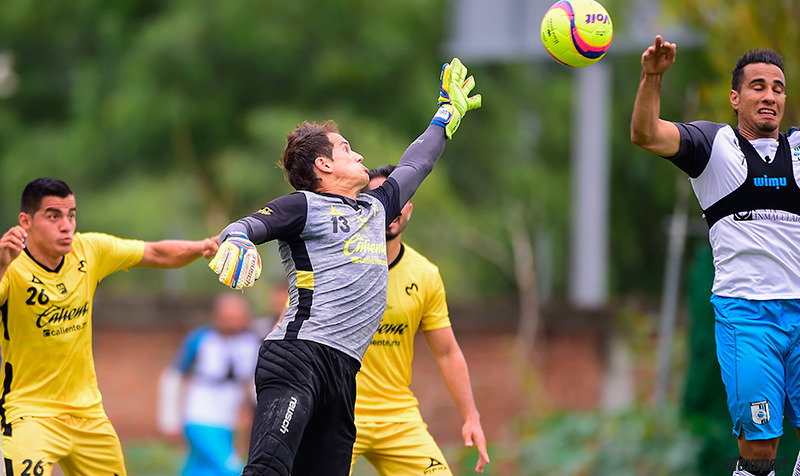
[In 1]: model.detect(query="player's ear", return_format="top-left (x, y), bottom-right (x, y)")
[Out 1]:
top-left (18, 212), bottom-right (32, 229)
top-left (730, 89), bottom-right (740, 113)
top-left (314, 156), bottom-right (333, 174)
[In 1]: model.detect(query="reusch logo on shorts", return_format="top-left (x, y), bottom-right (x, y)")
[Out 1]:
top-left (750, 400), bottom-right (770, 425)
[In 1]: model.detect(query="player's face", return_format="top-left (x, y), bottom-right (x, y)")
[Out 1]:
top-left (212, 294), bottom-right (251, 335)
top-left (327, 132), bottom-right (369, 190)
top-left (731, 62), bottom-right (786, 139)
top-left (367, 176), bottom-right (412, 240)
top-left (20, 194), bottom-right (77, 261)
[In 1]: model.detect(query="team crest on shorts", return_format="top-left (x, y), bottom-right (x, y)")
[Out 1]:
top-left (750, 400), bottom-right (770, 425)
top-left (424, 458), bottom-right (448, 474)
top-left (793, 145), bottom-right (800, 161)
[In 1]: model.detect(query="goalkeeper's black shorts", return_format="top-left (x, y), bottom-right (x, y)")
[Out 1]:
top-left (242, 339), bottom-right (361, 476)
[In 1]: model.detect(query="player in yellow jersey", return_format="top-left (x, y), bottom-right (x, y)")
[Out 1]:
top-left (0, 178), bottom-right (219, 476)
top-left (351, 166), bottom-right (490, 475)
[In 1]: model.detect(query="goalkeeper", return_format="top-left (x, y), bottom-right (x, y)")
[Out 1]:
top-left (209, 58), bottom-right (480, 476)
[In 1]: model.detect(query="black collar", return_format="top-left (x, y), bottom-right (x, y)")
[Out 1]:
top-left (24, 248), bottom-right (64, 273)
top-left (388, 243), bottom-right (405, 270)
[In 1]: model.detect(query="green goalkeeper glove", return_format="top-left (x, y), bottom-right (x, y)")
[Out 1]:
top-left (430, 57), bottom-right (482, 139)
top-left (208, 232), bottom-right (262, 290)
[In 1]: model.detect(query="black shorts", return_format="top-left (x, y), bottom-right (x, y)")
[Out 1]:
top-left (242, 339), bottom-right (361, 476)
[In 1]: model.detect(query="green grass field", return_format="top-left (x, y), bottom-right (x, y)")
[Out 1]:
top-left (121, 441), bottom-right (470, 476)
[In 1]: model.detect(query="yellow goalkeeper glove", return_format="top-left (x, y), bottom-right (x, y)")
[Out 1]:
top-left (208, 232), bottom-right (262, 290)
top-left (430, 57), bottom-right (482, 139)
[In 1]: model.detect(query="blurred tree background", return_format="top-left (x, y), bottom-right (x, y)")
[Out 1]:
top-left (0, 0), bottom-right (693, 304)
top-left (3, 0), bottom-right (800, 474)
top-left (2, 1), bottom-right (797, 300)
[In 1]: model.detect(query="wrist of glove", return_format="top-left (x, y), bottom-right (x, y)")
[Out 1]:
top-left (431, 104), bottom-right (461, 140)
top-left (208, 232), bottom-right (262, 290)
top-left (430, 57), bottom-right (482, 139)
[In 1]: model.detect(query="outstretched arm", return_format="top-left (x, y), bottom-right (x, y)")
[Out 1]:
top-left (138, 236), bottom-right (218, 269)
top-left (384, 58), bottom-right (482, 210)
top-left (630, 35), bottom-right (681, 156)
top-left (388, 125), bottom-right (448, 208)
top-left (424, 327), bottom-right (490, 473)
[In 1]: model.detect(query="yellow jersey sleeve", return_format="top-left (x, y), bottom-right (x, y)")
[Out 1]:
top-left (0, 232), bottom-right (144, 423)
top-left (418, 260), bottom-right (450, 333)
top-left (79, 232), bottom-right (145, 280)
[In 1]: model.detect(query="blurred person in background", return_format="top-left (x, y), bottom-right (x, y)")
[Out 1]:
top-left (251, 278), bottom-right (289, 338)
top-left (158, 292), bottom-right (261, 476)
top-left (207, 58), bottom-right (480, 476)
top-left (631, 36), bottom-right (800, 476)
top-left (350, 165), bottom-right (489, 475)
top-left (0, 177), bottom-right (218, 476)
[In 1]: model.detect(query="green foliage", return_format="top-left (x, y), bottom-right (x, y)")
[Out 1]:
top-left (0, 0), bottom-right (730, 302)
top-left (662, 0), bottom-right (800, 125)
top-left (0, 0), bottom-right (451, 294)
top-left (516, 406), bottom-right (701, 476)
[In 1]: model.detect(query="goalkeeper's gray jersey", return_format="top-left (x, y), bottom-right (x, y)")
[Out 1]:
top-left (220, 125), bottom-right (446, 361)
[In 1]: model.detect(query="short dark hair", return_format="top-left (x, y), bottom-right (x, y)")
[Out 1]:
top-left (368, 164), bottom-right (396, 181)
top-left (280, 120), bottom-right (339, 191)
top-left (21, 178), bottom-right (73, 214)
top-left (359, 165), bottom-right (396, 193)
top-left (732, 49), bottom-right (784, 92)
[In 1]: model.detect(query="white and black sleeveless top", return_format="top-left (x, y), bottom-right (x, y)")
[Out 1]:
top-left (667, 121), bottom-right (800, 299)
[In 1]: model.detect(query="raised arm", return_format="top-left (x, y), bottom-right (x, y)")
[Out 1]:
top-left (424, 327), bottom-right (490, 473)
top-left (137, 237), bottom-right (218, 269)
top-left (387, 58), bottom-right (482, 208)
top-left (0, 226), bottom-right (27, 281)
top-left (630, 35), bottom-right (682, 156)
top-left (388, 125), bottom-right (448, 207)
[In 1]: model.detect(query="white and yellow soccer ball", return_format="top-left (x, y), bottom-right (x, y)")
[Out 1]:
top-left (540, 0), bottom-right (613, 68)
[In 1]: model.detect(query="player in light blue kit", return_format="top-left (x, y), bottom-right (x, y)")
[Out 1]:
top-left (631, 36), bottom-right (800, 476)
top-left (158, 293), bottom-right (261, 476)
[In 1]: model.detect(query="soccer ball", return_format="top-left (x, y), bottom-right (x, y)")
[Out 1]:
top-left (540, 0), bottom-right (613, 68)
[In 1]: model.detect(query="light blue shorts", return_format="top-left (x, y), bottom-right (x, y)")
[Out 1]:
top-left (183, 424), bottom-right (243, 476)
top-left (712, 295), bottom-right (800, 440)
